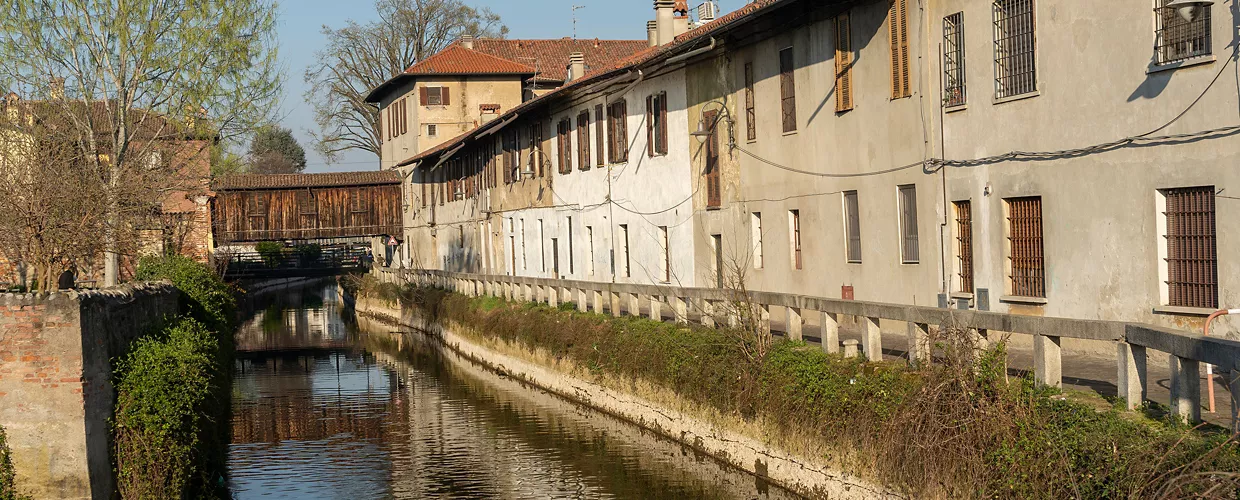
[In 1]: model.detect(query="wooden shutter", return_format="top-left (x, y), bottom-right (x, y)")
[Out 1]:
top-left (400, 99), bottom-right (407, 135)
top-left (646, 95), bottom-right (655, 157)
top-left (442, 86), bottom-right (450, 106)
top-left (845, 191), bottom-right (861, 262)
top-left (577, 111), bottom-right (590, 170)
top-left (889, 0), bottom-right (910, 98)
top-left (595, 104), bottom-right (605, 166)
top-left (743, 63), bottom-right (756, 141)
top-left (503, 132), bottom-right (512, 184)
top-left (617, 101), bottom-right (627, 162)
top-left (835, 14), bottom-right (854, 112)
top-left (419, 86), bottom-right (428, 105)
top-left (779, 48), bottom-right (796, 132)
top-left (658, 94), bottom-right (668, 154)
top-left (704, 110), bottom-right (720, 208)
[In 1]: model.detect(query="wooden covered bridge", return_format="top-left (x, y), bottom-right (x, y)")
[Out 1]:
top-left (210, 171), bottom-right (404, 277)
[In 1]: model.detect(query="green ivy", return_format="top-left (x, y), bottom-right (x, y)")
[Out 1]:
top-left (135, 255), bottom-right (237, 335)
top-left (0, 425), bottom-right (28, 500)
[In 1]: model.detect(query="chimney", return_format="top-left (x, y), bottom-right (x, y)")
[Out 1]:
top-left (646, 21), bottom-right (658, 47)
top-left (654, 0), bottom-right (674, 46)
top-left (673, 0), bottom-right (689, 36)
top-left (49, 77), bottom-right (65, 100)
top-left (568, 52), bottom-right (585, 81)
top-left (461, 34), bottom-right (474, 49)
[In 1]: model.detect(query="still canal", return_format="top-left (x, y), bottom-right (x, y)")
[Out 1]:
top-left (227, 281), bottom-right (796, 499)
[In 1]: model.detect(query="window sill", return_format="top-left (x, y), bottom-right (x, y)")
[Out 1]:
top-left (950, 292), bottom-right (974, 300)
top-left (705, 205), bottom-right (722, 211)
top-left (1152, 305), bottom-right (1215, 317)
top-left (846, 260), bottom-right (862, 265)
top-left (1000, 295), bottom-right (1047, 305)
top-left (1148, 55), bottom-right (1215, 74)
top-left (782, 130), bottom-right (798, 137)
top-left (944, 103), bottom-right (967, 113)
top-left (901, 260), bottom-right (919, 265)
top-left (993, 91), bottom-right (1039, 105)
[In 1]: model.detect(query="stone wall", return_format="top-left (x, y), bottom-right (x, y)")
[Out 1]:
top-left (0, 282), bottom-right (178, 500)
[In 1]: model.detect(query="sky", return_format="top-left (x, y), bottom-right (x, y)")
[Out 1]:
top-left (275, 0), bottom-right (743, 174)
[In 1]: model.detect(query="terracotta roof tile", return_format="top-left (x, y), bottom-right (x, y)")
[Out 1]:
top-left (212, 170), bottom-right (401, 191)
top-left (404, 45), bottom-right (536, 75)
top-left (468, 38), bottom-right (649, 83)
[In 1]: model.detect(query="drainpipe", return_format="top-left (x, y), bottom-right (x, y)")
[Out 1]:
top-left (665, 37), bottom-right (716, 64)
top-left (1204, 308), bottom-right (1240, 413)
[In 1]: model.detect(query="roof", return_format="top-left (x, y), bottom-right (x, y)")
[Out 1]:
top-left (401, 0), bottom-right (799, 168)
top-left (469, 38), bottom-right (650, 83)
top-left (212, 170), bottom-right (402, 191)
top-left (404, 45), bottom-right (536, 76)
top-left (2, 98), bottom-right (209, 141)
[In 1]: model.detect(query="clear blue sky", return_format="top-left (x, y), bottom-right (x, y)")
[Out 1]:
top-left (276, 0), bottom-right (743, 173)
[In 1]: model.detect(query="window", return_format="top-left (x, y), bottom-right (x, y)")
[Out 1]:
top-left (890, 0), bottom-right (911, 99)
top-left (744, 63), bottom-right (756, 141)
top-left (297, 191), bottom-right (317, 230)
top-left (659, 226), bottom-right (670, 282)
top-left (586, 225), bottom-right (596, 276)
top-left (1005, 196), bottom-right (1044, 298)
top-left (898, 185), bottom-right (919, 263)
top-left (834, 14), bottom-right (854, 112)
top-left (779, 47), bottom-right (796, 133)
top-left (607, 100), bottom-right (628, 163)
top-left (751, 212), bottom-right (763, 269)
top-left (520, 219), bottom-right (527, 270)
top-left (619, 224), bottom-right (631, 278)
top-left (557, 118), bottom-right (572, 174)
top-left (567, 216), bottom-right (575, 274)
top-left (247, 193), bottom-right (267, 233)
top-left (703, 110), bottom-right (721, 208)
top-left (943, 12), bottom-right (967, 107)
top-left (427, 124), bottom-right (437, 137)
top-left (844, 191), bottom-right (861, 262)
top-left (1161, 187), bottom-right (1217, 308)
top-left (539, 219), bottom-right (546, 272)
top-left (992, 0), bottom-right (1037, 99)
top-left (577, 110), bottom-right (591, 170)
top-left (789, 210), bottom-right (802, 270)
top-left (595, 104), bottom-right (605, 167)
top-left (712, 234), bottom-right (724, 288)
top-left (503, 129), bottom-right (519, 183)
top-left (421, 86), bottom-right (448, 106)
top-left (530, 123), bottom-right (544, 177)
top-left (954, 200), bottom-right (974, 293)
top-left (1156, 0), bottom-right (1211, 65)
top-left (646, 92), bottom-right (668, 156)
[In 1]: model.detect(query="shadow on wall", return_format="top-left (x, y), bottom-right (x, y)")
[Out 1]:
top-left (1128, 4), bottom-right (1240, 102)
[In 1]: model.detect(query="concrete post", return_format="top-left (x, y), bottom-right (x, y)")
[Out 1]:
top-left (610, 292), bottom-right (622, 317)
top-left (673, 296), bottom-right (688, 324)
top-left (701, 300), bottom-right (716, 328)
top-left (861, 316), bottom-right (882, 362)
top-left (907, 322), bottom-right (931, 366)
top-left (525, 284), bottom-right (534, 302)
top-left (1170, 355), bottom-right (1201, 423)
top-left (758, 304), bottom-right (771, 336)
top-left (628, 293), bottom-right (640, 317)
top-left (785, 307), bottom-right (803, 341)
top-left (648, 296), bottom-right (663, 321)
top-left (843, 339), bottom-right (860, 358)
top-left (592, 290), bottom-right (604, 313)
top-left (547, 286), bottom-right (558, 307)
top-left (820, 311), bottom-right (839, 353)
top-left (1033, 334), bottom-right (1063, 388)
top-left (1116, 342), bottom-right (1147, 410)
top-left (577, 289), bottom-right (588, 312)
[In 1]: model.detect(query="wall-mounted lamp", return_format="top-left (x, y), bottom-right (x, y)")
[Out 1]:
top-left (691, 100), bottom-right (734, 145)
top-left (1161, 0), bottom-right (1212, 22)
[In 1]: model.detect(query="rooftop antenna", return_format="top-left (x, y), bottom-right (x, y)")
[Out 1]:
top-left (572, 5), bottom-right (585, 39)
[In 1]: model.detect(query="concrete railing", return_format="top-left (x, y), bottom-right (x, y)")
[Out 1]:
top-left (374, 267), bottom-right (1240, 428)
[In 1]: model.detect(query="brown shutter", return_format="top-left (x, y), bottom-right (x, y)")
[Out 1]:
top-left (658, 94), bottom-right (668, 154)
top-left (646, 95), bottom-right (654, 157)
top-left (889, 0), bottom-right (910, 99)
top-left (618, 101), bottom-right (627, 161)
top-left (400, 99), bottom-right (407, 135)
top-left (595, 104), bottom-right (605, 167)
top-left (419, 86), bottom-right (428, 105)
top-left (380, 107), bottom-right (386, 142)
top-left (835, 14), bottom-right (854, 112)
top-left (442, 86), bottom-right (450, 106)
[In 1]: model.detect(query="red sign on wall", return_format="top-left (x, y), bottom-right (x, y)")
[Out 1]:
top-left (841, 285), bottom-right (854, 300)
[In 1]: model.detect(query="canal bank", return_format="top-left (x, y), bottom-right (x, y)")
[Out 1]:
top-left (343, 281), bottom-right (893, 499)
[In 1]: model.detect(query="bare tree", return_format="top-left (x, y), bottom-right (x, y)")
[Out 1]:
top-left (304, 0), bottom-right (506, 162)
top-left (0, 0), bottom-right (282, 286)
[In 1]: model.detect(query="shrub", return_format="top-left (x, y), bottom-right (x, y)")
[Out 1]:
top-left (135, 255), bottom-right (237, 335)
top-left (254, 241), bottom-right (286, 268)
top-left (113, 318), bottom-right (225, 499)
top-left (0, 425), bottom-right (27, 500)
top-left (294, 243), bottom-right (322, 265)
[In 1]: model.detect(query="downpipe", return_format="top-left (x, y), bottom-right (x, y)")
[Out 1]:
top-left (1203, 308), bottom-right (1240, 413)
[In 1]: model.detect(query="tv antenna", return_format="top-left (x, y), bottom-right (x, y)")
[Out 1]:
top-left (572, 5), bottom-right (585, 39)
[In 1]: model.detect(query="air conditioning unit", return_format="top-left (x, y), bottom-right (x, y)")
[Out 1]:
top-left (696, 1), bottom-right (718, 23)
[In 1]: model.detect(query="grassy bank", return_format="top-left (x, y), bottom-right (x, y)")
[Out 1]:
top-left (112, 256), bottom-right (237, 499)
top-left (348, 276), bottom-right (1240, 499)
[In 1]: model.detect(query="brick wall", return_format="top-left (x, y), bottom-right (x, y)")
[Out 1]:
top-left (0, 282), bottom-right (178, 499)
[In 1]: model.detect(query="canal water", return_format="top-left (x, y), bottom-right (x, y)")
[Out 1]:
top-left (228, 282), bottom-right (796, 499)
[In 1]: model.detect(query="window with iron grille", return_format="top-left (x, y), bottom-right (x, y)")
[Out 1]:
top-left (1155, 0), bottom-right (1211, 65)
top-left (779, 47), bottom-right (797, 132)
top-left (789, 210), bottom-right (802, 270)
top-left (834, 14), bottom-right (854, 112)
top-left (992, 0), bottom-right (1037, 99)
top-left (954, 200), bottom-right (974, 293)
top-left (943, 12), bottom-right (967, 107)
top-left (844, 191), bottom-right (861, 262)
top-left (1162, 186), bottom-right (1217, 308)
top-left (1005, 196), bottom-right (1044, 298)
top-left (744, 62), bottom-right (756, 141)
top-left (898, 185), bottom-right (919, 263)
top-left (427, 124), bottom-right (437, 137)
top-left (607, 100), bottom-right (628, 163)
top-left (557, 118), bottom-right (572, 174)
top-left (577, 110), bottom-right (591, 170)
top-left (889, 0), bottom-right (911, 99)
top-left (595, 104), bottom-right (605, 167)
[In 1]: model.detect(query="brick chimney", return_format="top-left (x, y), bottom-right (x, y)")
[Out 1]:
top-left (646, 20), bottom-right (658, 47)
top-left (461, 34), bottom-right (474, 49)
top-left (654, 0), bottom-right (674, 46)
top-left (673, 0), bottom-right (689, 36)
top-left (568, 52), bottom-right (585, 81)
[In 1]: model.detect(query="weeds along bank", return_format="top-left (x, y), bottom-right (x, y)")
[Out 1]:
top-left (112, 256), bottom-right (237, 499)
top-left (342, 275), bottom-right (1240, 499)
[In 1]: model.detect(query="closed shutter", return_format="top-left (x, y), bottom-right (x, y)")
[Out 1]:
top-left (779, 48), bottom-right (796, 132)
top-left (844, 191), bottom-right (861, 262)
top-left (658, 94), bottom-right (668, 154)
top-left (400, 99), bottom-right (408, 135)
top-left (646, 95), bottom-right (654, 157)
top-left (595, 104), bottom-right (605, 166)
top-left (442, 86), bottom-right (450, 106)
top-left (835, 14), bottom-right (854, 112)
top-left (743, 63), bottom-right (756, 141)
top-left (704, 110), bottom-right (720, 208)
top-left (616, 101), bottom-right (627, 162)
top-left (899, 185), bottom-right (919, 263)
top-left (419, 86), bottom-right (428, 105)
top-left (890, 0), bottom-right (910, 99)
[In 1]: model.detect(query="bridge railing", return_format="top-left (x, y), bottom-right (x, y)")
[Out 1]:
top-left (373, 267), bottom-right (1240, 429)
top-left (225, 247), bottom-right (370, 277)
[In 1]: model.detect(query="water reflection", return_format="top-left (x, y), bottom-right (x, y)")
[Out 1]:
top-left (228, 283), bottom-right (796, 499)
